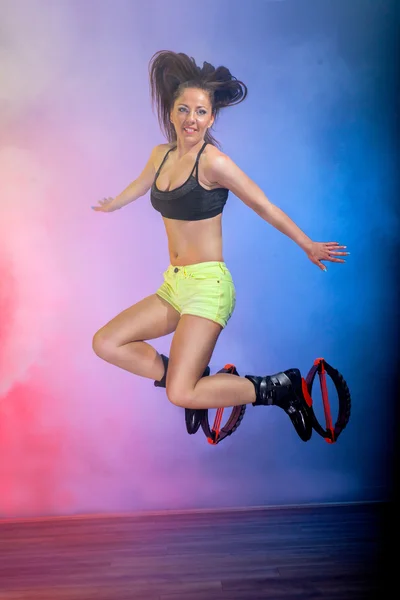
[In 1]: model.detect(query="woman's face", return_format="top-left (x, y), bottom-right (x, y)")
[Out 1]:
top-left (170, 87), bottom-right (214, 144)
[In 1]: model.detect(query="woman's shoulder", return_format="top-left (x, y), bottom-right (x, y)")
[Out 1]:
top-left (149, 143), bottom-right (174, 170)
top-left (203, 143), bottom-right (231, 175)
top-left (153, 142), bottom-right (175, 155)
top-left (201, 144), bottom-right (234, 188)
top-left (204, 143), bottom-right (230, 164)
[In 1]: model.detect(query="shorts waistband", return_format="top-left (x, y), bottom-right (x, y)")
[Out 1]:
top-left (166, 261), bottom-right (228, 276)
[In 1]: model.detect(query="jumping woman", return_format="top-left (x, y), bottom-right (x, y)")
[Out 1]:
top-left (92, 50), bottom-right (348, 441)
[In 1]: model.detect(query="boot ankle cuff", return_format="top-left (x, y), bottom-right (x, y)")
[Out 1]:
top-left (245, 375), bottom-right (274, 406)
top-left (154, 354), bottom-right (169, 388)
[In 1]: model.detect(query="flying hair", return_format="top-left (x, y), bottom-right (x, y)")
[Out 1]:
top-left (149, 50), bottom-right (248, 147)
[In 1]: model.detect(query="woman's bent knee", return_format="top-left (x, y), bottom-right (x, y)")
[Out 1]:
top-left (166, 383), bottom-right (194, 408)
top-left (92, 329), bottom-right (117, 361)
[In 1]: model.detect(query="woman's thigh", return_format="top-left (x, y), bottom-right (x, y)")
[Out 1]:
top-left (166, 313), bottom-right (222, 404)
top-left (93, 294), bottom-right (180, 348)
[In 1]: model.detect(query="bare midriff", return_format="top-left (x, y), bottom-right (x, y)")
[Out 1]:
top-left (163, 214), bottom-right (224, 266)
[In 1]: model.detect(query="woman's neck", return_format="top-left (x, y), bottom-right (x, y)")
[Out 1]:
top-left (174, 137), bottom-right (205, 159)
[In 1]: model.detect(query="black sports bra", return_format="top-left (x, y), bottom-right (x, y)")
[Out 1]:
top-left (150, 142), bottom-right (229, 221)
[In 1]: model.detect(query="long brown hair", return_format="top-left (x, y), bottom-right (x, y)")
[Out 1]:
top-left (149, 50), bottom-right (248, 148)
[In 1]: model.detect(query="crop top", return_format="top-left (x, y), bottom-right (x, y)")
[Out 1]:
top-left (150, 142), bottom-right (229, 221)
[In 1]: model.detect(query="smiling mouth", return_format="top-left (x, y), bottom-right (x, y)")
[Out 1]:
top-left (183, 127), bottom-right (197, 134)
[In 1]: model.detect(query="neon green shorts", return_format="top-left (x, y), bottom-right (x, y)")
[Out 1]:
top-left (156, 261), bottom-right (236, 328)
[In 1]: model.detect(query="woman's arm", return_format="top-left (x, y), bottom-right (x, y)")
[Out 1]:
top-left (207, 150), bottom-right (348, 271)
top-left (92, 144), bottom-right (168, 212)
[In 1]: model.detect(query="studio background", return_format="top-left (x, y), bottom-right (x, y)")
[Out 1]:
top-left (0, 0), bottom-right (398, 518)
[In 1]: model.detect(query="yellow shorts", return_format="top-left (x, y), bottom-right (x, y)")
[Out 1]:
top-left (156, 261), bottom-right (236, 328)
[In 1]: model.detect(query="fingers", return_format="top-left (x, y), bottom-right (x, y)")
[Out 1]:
top-left (91, 197), bottom-right (114, 211)
top-left (325, 243), bottom-right (350, 262)
top-left (320, 252), bottom-right (347, 264)
top-left (326, 257), bottom-right (346, 263)
top-left (325, 242), bottom-right (346, 248)
top-left (317, 261), bottom-right (327, 272)
top-left (325, 243), bottom-right (349, 252)
top-left (325, 243), bottom-right (349, 253)
top-left (326, 249), bottom-right (349, 263)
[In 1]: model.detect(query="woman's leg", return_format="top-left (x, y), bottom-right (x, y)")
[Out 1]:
top-left (92, 294), bottom-right (180, 381)
top-left (165, 314), bottom-right (256, 409)
top-left (163, 262), bottom-right (312, 439)
top-left (165, 314), bottom-right (312, 442)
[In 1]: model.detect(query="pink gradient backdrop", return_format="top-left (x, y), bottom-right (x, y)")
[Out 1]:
top-left (0, 0), bottom-right (275, 518)
top-left (1, 0), bottom-right (396, 517)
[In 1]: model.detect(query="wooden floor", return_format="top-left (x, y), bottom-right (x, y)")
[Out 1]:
top-left (0, 502), bottom-right (389, 599)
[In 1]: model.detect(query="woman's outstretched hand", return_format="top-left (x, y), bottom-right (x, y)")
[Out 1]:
top-left (91, 197), bottom-right (119, 212)
top-left (306, 241), bottom-right (349, 272)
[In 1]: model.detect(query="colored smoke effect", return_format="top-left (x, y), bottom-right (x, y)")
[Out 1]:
top-left (0, 0), bottom-right (398, 517)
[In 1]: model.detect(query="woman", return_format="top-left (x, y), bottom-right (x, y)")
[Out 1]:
top-left (92, 50), bottom-right (348, 441)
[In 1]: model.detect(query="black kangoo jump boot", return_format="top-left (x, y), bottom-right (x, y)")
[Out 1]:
top-left (245, 369), bottom-right (312, 442)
